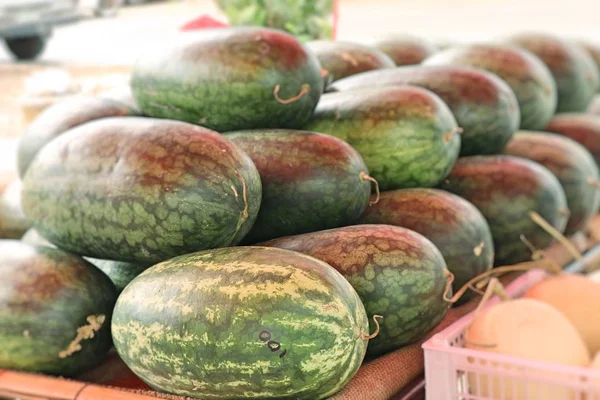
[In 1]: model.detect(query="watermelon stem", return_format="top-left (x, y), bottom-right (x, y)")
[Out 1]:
top-left (520, 234), bottom-right (545, 261)
top-left (443, 127), bottom-right (464, 143)
top-left (445, 259), bottom-right (562, 304)
top-left (442, 268), bottom-right (455, 302)
top-left (588, 177), bottom-right (600, 189)
top-left (359, 172), bottom-right (380, 205)
top-left (273, 84), bottom-right (310, 104)
top-left (529, 211), bottom-right (582, 261)
top-left (358, 315), bottom-right (383, 340)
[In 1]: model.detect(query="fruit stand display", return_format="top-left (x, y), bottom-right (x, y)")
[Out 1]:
top-left (1, 17), bottom-right (600, 400)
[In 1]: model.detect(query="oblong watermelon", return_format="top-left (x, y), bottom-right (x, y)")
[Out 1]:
top-left (372, 35), bottom-right (437, 66)
top-left (545, 113), bottom-right (600, 167)
top-left (307, 40), bottom-right (395, 83)
top-left (424, 43), bottom-right (557, 130)
top-left (261, 225), bottom-right (452, 357)
top-left (504, 131), bottom-right (600, 235)
top-left (17, 96), bottom-right (137, 178)
top-left (504, 33), bottom-right (599, 113)
top-left (0, 240), bottom-right (117, 376)
top-left (131, 27), bottom-right (323, 132)
top-left (304, 87), bottom-right (461, 190)
top-left (440, 156), bottom-right (569, 266)
top-left (112, 246), bottom-right (370, 400)
top-left (224, 129), bottom-right (371, 243)
top-left (21, 117), bottom-right (262, 263)
top-left (357, 188), bottom-right (494, 295)
top-left (330, 65), bottom-right (520, 156)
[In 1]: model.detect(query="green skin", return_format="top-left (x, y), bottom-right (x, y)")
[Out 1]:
top-left (20, 228), bottom-right (149, 293)
top-left (304, 87), bottom-right (461, 191)
top-left (0, 240), bottom-right (116, 376)
top-left (17, 96), bottom-right (137, 178)
top-left (131, 27), bottom-right (323, 132)
top-left (85, 258), bottom-right (152, 294)
top-left (224, 129), bottom-right (371, 243)
top-left (307, 40), bottom-right (395, 83)
top-left (580, 41), bottom-right (600, 93)
top-left (330, 65), bottom-right (520, 156)
top-left (505, 34), bottom-right (600, 113)
top-left (261, 225), bottom-right (451, 358)
top-left (440, 155), bottom-right (569, 266)
top-left (357, 188), bottom-right (494, 297)
top-left (21, 117), bottom-right (262, 264)
top-left (372, 36), bottom-right (438, 66)
top-left (112, 246), bottom-right (369, 400)
top-left (0, 181), bottom-right (31, 239)
top-left (423, 43), bottom-right (557, 131)
top-left (504, 131), bottom-right (600, 235)
top-left (545, 113), bottom-right (600, 168)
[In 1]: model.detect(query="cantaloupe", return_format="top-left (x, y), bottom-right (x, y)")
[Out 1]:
top-left (589, 269), bottom-right (600, 284)
top-left (523, 274), bottom-right (600, 355)
top-left (466, 298), bottom-right (590, 400)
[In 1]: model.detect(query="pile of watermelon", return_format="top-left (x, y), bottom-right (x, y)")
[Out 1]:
top-left (1, 26), bottom-right (600, 400)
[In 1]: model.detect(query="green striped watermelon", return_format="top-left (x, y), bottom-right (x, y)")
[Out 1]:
top-left (111, 246), bottom-right (370, 399)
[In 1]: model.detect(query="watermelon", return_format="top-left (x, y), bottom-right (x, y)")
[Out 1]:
top-left (372, 35), bottom-right (437, 66)
top-left (306, 40), bottom-right (395, 83)
top-left (0, 240), bottom-right (116, 376)
top-left (0, 180), bottom-right (31, 239)
top-left (112, 246), bottom-right (370, 399)
top-left (85, 258), bottom-right (152, 294)
top-left (330, 65), bottom-right (520, 156)
top-left (131, 27), bottom-right (323, 132)
top-left (423, 43), bottom-right (557, 130)
top-left (304, 87), bottom-right (461, 190)
top-left (224, 129), bottom-right (371, 243)
top-left (21, 117), bottom-right (262, 263)
top-left (17, 96), bottom-right (136, 178)
top-left (580, 40), bottom-right (600, 92)
top-left (545, 113), bottom-right (600, 167)
top-left (504, 132), bottom-right (600, 235)
top-left (504, 33), bottom-right (599, 113)
top-left (261, 224), bottom-right (452, 357)
top-left (440, 156), bottom-right (569, 266)
top-left (357, 188), bottom-right (494, 296)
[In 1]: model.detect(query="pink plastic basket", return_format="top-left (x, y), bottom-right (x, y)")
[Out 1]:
top-left (422, 269), bottom-right (600, 400)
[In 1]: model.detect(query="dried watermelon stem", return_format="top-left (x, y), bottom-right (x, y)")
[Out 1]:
top-left (444, 259), bottom-right (561, 304)
top-left (529, 211), bottom-right (582, 261)
top-left (273, 84), bottom-right (310, 104)
top-left (442, 269), bottom-right (455, 302)
top-left (359, 172), bottom-right (380, 205)
top-left (358, 315), bottom-right (383, 340)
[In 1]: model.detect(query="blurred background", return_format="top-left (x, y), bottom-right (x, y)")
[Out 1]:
top-left (0, 0), bottom-right (599, 140)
